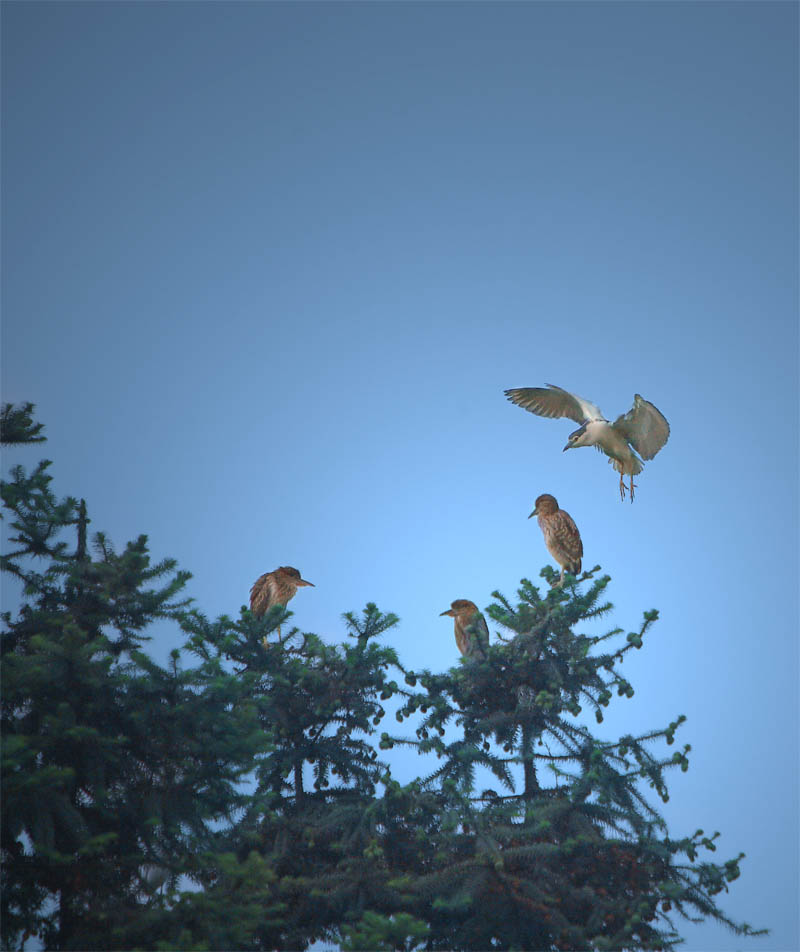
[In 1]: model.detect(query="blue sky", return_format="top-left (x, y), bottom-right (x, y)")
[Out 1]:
top-left (2, 2), bottom-right (797, 948)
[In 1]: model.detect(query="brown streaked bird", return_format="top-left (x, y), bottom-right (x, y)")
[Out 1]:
top-left (440, 600), bottom-right (490, 659)
top-left (530, 494), bottom-right (583, 586)
top-left (249, 566), bottom-right (314, 639)
top-left (505, 384), bottom-right (670, 501)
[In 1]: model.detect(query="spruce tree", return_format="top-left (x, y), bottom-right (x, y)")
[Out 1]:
top-left (2, 403), bottom-right (763, 950)
top-left (169, 602), bottom-right (409, 950)
top-left (383, 568), bottom-right (764, 950)
top-left (1, 405), bottom-right (264, 950)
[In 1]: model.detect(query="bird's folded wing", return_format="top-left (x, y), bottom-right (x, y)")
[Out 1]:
top-left (250, 573), bottom-right (268, 599)
top-left (612, 394), bottom-right (670, 460)
top-left (249, 573), bottom-right (273, 613)
top-left (504, 384), bottom-right (602, 424)
top-left (468, 614), bottom-right (491, 658)
top-left (554, 510), bottom-right (584, 561)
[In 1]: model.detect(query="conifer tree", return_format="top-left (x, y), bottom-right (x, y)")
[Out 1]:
top-left (383, 567), bottom-right (764, 950)
top-left (2, 403), bottom-right (764, 951)
top-left (169, 602), bottom-right (410, 950)
top-left (1, 405), bottom-right (265, 950)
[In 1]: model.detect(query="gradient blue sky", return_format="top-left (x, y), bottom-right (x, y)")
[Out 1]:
top-left (2, 2), bottom-right (797, 948)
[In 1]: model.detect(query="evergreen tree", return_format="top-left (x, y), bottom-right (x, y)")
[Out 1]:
top-left (1, 405), bottom-right (264, 950)
top-left (383, 568), bottom-right (764, 950)
top-left (169, 602), bottom-right (409, 950)
top-left (2, 404), bottom-right (763, 951)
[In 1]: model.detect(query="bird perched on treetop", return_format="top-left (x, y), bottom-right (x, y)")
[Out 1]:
top-left (504, 384), bottom-right (670, 501)
top-left (530, 494), bottom-right (583, 586)
top-left (250, 566), bottom-right (314, 640)
top-left (440, 600), bottom-right (490, 659)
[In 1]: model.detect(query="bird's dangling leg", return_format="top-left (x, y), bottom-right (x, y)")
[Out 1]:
top-left (618, 471), bottom-right (637, 502)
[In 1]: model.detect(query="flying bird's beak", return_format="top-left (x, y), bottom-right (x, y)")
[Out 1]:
top-left (297, 579), bottom-right (315, 587)
top-left (528, 509), bottom-right (537, 519)
top-left (440, 609), bottom-right (454, 617)
top-left (562, 442), bottom-right (572, 452)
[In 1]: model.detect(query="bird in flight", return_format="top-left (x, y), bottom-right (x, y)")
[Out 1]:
top-left (250, 566), bottom-right (314, 640)
top-left (440, 599), bottom-right (490, 659)
top-left (505, 384), bottom-right (670, 501)
top-left (530, 494), bottom-right (583, 586)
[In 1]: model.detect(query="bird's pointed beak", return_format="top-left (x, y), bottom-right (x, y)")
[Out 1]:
top-left (528, 509), bottom-right (537, 519)
top-left (297, 579), bottom-right (314, 587)
top-left (440, 609), bottom-right (454, 617)
top-left (562, 442), bottom-right (572, 452)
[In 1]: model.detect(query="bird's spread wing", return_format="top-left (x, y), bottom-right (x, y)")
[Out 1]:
top-left (612, 394), bottom-right (670, 461)
top-left (504, 384), bottom-right (605, 424)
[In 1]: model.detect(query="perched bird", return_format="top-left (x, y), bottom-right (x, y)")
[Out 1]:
top-left (530, 494), bottom-right (584, 586)
top-left (249, 566), bottom-right (314, 639)
top-left (505, 384), bottom-right (670, 501)
top-left (440, 600), bottom-right (490, 659)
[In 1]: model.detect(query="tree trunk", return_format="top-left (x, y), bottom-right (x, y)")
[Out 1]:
top-left (521, 724), bottom-right (539, 823)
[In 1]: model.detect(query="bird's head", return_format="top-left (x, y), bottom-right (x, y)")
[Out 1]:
top-left (440, 599), bottom-right (479, 619)
top-left (529, 494), bottom-right (558, 518)
top-left (563, 424), bottom-right (589, 451)
top-left (277, 566), bottom-right (315, 587)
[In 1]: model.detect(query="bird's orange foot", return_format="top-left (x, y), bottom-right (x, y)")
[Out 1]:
top-left (619, 474), bottom-right (637, 502)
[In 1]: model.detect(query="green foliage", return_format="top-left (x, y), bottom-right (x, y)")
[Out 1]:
top-left (341, 910), bottom-right (430, 951)
top-left (1, 404), bottom-right (764, 950)
top-left (175, 600), bottom-right (409, 949)
top-left (1, 406), bottom-right (264, 950)
top-left (388, 569), bottom-right (766, 950)
top-left (1, 402), bottom-right (46, 445)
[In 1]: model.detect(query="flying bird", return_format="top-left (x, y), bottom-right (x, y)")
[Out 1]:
top-left (440, 599), bottom-right (490, 659)
top-left (530, 494), bottom-right (583, 586)
top-left (505, 384), bottom-right (670, 501)
top-left (250, 566), bottom-right (314, 640)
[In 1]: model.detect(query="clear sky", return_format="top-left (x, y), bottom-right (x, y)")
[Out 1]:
top-left (2, 2), bottom-right (797, 949)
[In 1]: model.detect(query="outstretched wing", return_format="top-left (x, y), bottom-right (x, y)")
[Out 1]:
top-left (504, 384), bottom-right (605, 424)
top-left (612, 394), bottom-right (670, 460)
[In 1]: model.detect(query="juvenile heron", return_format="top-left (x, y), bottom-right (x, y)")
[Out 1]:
top-left (530, 494), bottom-right (583, 586)
top-left (250, 566), bottom-right (314, 639)
top-left (440, 599), bottom-right (490, 659)
top-left (505, 384), bottom-right (670, 501)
